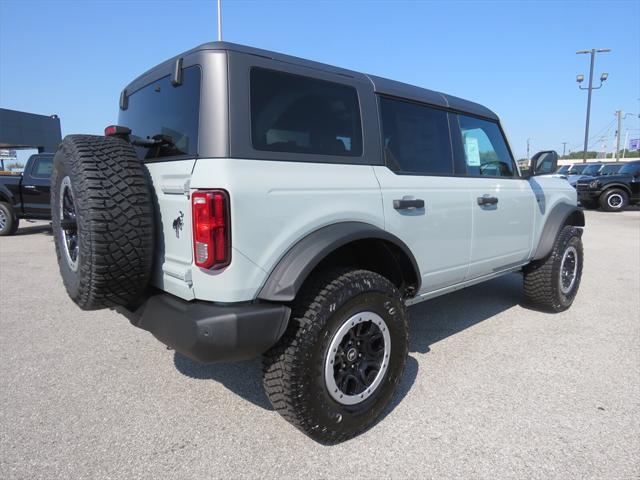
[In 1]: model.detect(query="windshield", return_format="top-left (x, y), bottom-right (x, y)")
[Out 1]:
top-left (618, 163), bottom-right (640, 175)
top-left (556, 165), bottom-right (570, 174)
top-left (568, 164), bottom-right (587, 174)
top-left (582, 164), bottom-right (602, 175)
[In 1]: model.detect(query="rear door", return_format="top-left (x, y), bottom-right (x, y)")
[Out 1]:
top-left (374, 97), bottom-right (472, 293)
top-left (21, 155), bottom-right (52, 218)
top-left (450, 114), bottom-right (535, 279)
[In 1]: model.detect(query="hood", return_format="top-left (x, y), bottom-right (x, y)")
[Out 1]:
top-left (577, 172), bottom-right (633, 185)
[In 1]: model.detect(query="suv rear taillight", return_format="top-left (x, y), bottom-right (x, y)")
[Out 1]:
top-left (192, 190), bottom-right (231, 270)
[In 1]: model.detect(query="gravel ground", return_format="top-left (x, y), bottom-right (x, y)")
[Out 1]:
top-left (1, 210), bottom-right (638, 480)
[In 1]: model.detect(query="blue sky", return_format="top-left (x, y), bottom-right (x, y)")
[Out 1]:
top-left (1, 0), bottom-right (639, 161)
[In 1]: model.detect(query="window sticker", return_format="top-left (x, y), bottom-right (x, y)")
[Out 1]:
top-left (464, 136), bottom-right (481, 167)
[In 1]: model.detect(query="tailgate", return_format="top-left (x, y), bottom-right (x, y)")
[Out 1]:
top-left (144, 160), bottom-right (195, 300)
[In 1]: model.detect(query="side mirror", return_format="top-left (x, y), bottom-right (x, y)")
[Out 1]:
top-left (529, 150), bottom-right (558, 176)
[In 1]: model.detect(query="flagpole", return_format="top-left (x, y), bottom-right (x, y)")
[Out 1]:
top-left (217, 0), bottom-right (222, 41)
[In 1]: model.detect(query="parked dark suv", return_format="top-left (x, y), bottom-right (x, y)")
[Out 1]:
top-left (577, 160), bottom-right (640, 211)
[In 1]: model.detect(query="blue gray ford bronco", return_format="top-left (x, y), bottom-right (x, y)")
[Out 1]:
top-left (50, 42), bottom-right (584, 443)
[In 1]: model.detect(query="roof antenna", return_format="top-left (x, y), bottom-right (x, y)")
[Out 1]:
top-left (217, 0), bottom-right (222, 41)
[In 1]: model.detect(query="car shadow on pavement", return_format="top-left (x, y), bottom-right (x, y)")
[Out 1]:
top-left (14, 223), bottom-right (52, 236)
top-left (173, 273), bottom-right (523, 415)
top-left (376, 272), bottom-right (522, 426)
top-left (173, 354), bottom-right (273, 410)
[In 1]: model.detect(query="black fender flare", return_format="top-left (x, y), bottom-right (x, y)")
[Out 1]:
top-left (0, 184), bottom-right (15, 205)
top-left (532, 203), bottom-right (585, 261)
top-left (0, 184), bottom-right (17, 218)
top-left (257, 222), bottom-right (421, 302)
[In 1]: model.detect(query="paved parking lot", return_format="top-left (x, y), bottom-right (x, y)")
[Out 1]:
top-left (1, 210), bottom-right (638, 479)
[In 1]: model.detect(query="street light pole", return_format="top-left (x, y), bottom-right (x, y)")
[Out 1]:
top-left (562, 142), bottom-right (568, 157)
top-left (576, 48), bottom-right (611, 163)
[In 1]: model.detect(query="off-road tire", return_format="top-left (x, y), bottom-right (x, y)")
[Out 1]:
top-left (262, 269), bottom-right (408, 444)
top-left (0, 202), bottom-right (19, 236)
top-left (523, 225), bottom-right (583, 312)
top-left (599, 188), bottom-right (628, 212)
top-left (51, 135), bottom-right (155, 310)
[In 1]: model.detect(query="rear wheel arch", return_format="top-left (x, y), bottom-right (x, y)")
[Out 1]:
top-left (0, 186), bottom-right (14, 206)
top-left (257, 222), bottom-right (421, 303)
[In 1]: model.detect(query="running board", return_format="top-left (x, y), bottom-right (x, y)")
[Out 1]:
top-left (405, 264), bottom-right (526, 307)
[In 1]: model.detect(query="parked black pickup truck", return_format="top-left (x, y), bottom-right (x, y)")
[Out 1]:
top-left (0, 153), bottom-right (53, 235)
top-left (576, 160), bottom-right (640, 211)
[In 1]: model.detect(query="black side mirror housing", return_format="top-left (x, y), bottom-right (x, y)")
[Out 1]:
top-left (529, 150), bottom-right (559, 177)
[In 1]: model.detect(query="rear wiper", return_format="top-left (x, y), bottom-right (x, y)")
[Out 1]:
top-left (131, 133), bottom-right (176, 148)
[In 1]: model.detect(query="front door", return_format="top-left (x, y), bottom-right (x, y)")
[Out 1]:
top-left (451, 114), bottom-right (534, 279)
top-left (22, 155), bottom-right (53, 218)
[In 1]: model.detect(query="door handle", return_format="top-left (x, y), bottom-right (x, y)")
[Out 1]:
top-left (393, 198), bottom-right (425, 210)
top-left (477, 195), bottom-right (498, 206)
top-left (24, 185), bottom-right (37, 190)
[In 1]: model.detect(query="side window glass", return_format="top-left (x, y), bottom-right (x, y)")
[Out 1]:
top-left (457, 115), bottom-right (515, 177)
top-left (250, 68), bottom-right (362, 156)
top-left (32, 158), bottom-right (53, 178)
top-left (379, 97), bottom-right (453, 175)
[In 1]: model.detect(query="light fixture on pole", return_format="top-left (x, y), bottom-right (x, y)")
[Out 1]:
top-left (576, 48), bottom-right (611, 163)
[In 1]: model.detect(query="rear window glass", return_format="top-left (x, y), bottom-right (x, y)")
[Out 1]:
top-left (250, 68), bottom-right (362, 156)
top-left (379, 97), bottom-right (453, 175)
top-left (119, 65), bottom-right (200, 160)
top-left (32, 157), bottom-right (53, 177)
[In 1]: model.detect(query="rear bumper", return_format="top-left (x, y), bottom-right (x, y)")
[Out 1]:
top-left (118, 293), bottom-right (290, 363)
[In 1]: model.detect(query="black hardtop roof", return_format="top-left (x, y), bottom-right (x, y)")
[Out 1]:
top-left (125, 41), bottom-right (498, 121)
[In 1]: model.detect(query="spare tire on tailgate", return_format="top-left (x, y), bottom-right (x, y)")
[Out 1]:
top-left (51, 135), bottom-right (155, 310)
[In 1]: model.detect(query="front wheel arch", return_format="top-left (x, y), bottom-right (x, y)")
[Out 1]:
top-left (532, 204), bottom-right (584, 261)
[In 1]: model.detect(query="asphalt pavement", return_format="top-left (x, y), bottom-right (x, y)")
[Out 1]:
top-left (1, 209), bottom-right (638, 479)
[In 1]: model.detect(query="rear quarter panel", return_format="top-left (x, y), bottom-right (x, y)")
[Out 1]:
top-left (189, 158), bottom-right (384, 302)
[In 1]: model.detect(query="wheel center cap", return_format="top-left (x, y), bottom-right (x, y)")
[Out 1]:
top-left (346, 347), bottom-right (358, 362)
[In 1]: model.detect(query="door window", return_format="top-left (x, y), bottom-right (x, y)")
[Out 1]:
top-left (32, 157), bottom-right (53, 178)
top-left (379, 97), bottom-right (453, 175)
top-left (456, 115), bottom-right (515, 177)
